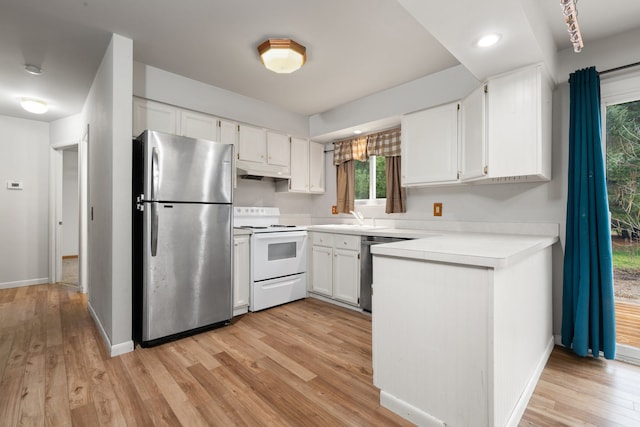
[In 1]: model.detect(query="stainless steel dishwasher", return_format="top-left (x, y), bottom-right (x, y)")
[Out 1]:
top-left (360, 235), bottom-right (409, 312)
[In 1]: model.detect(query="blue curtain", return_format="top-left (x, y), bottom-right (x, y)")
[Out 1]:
top-left (561, 67), bottom-right (616, 359)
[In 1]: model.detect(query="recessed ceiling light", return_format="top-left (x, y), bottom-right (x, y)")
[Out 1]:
top-left (21, 98), bottom-right (48, 114)
top-left (353, 130), bottom-right (363, 135)
top-left (477, 34), bottom-right (501, 48)
top-left (24, 64), bottom-right (43, 75)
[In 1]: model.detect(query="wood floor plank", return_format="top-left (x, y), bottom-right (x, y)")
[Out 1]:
top-left (135, 345), bottom-right (210, 427)
top-left (103, 356), bottom-right (154, 427)
top-left (44, 344), bottom-right (72, 427)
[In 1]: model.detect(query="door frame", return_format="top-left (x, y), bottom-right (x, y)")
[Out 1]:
top-left (49, 125), bottom-right (89, 293)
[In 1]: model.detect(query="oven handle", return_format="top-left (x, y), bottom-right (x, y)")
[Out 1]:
top-left (252, 231), bottom-right (308, 242)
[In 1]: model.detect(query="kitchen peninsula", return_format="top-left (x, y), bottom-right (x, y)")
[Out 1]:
top-left (371, 233), bottom-right (557, 427)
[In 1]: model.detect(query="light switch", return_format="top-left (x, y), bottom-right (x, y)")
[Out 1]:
top-left (6, 181), bottom-right (23, 190)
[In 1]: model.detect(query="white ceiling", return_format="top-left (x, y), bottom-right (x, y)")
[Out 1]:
top-left (1, 0), bottom-right (640, 124)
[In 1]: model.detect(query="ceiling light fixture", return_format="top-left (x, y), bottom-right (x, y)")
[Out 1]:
top-left (21, 98), bottom-right (48, 114)
top-left (560, 0), bottom-right (583, 53)
top-left (258, 38), bottom-right (306, 74)
top-left (24, 64), bottom-right (43, 75)
top-left (353, 130), bottom-right (363, 135)
top-left (477, 33), bottom-right (501, 48)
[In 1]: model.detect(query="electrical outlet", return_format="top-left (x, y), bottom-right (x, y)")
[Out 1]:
top-left (332, 205), bottom-right (338, 215)
top-left (433, 202), bottom-right (442, 216)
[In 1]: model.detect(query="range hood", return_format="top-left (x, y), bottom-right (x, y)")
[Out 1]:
top-left (236, 160), bottom-right (291, 180)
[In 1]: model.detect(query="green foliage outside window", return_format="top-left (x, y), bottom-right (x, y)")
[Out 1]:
top-left (355, 156), bottom-right (386, 201)
top-left (607, 101), bottom-right (640, 240)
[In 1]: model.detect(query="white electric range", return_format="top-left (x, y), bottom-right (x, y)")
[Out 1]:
top-left (234, 207), bottom-right (307, 311)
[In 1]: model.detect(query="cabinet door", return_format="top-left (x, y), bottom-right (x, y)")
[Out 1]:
top-left (218, 119), bottom-right (238, 188)
top-left (486, 66), bottom-right (540, 178)
top-left (289, 137), bottom-right (310, 192)
top-left (233, 235), bottom-right (250, 311)
top-left (401, 102), bottom-right (460, 186)
top-left (309, 141), bottom-right (326, 194)
top-left (333, 248), bottom-right (360, 305)
top-left (238, 125), bottom-right (267, 163)
top-left (460, 86), bottom-right (487, 181)
top-left (133, 98), bottom-right (177, 137)
top-left (311, 245), bottom-right (333, 296)
top-left (179, 110), bottom-right (218, 141)
top-left (267, 131), bottom-right (291, 167)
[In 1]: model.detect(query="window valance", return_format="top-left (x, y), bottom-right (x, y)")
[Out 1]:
top-left (333, 127), bottom-right (401, 165)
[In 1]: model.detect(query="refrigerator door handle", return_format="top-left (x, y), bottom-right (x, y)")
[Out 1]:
top-left (151, 202), bottom-right (158, 257)
top-left (151, 147), bottom-right (159, 200)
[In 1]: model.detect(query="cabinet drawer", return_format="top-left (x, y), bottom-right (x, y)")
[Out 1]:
top-left (311, 232), bottom-right (334, 246)
top-left (334, 235), bottom-right (360, 251)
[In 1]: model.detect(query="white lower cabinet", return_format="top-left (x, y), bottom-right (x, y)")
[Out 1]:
top-left (309, 232), bottom-right (360, 306)
top-left (233, 234), bottom-right (250, 316)
top-left (373, 246), bottom-right (553, 426)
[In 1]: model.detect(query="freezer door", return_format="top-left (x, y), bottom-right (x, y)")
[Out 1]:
top-left (142, 203), bottom-right (232, 341)
top-left (142, 130), bottom-right (233, 203)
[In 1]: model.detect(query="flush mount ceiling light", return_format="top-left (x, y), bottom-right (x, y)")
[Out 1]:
top-left (258, 38), bottom-right (306, 74)
top-left (21, 97), bottom-right (48, 114)
top-left (24, 64), bottom-right (43, 75)
top-left (560, 0), bottom-right (583, 53)
top-left (477, 33), bottom-right (501, 48)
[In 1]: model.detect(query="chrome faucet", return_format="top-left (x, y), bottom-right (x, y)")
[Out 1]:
top-left (350, 210), bottom-right (365, 226)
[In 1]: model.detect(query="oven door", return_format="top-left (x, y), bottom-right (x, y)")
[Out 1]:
top-left (251, 231), bottom-right (307, 281)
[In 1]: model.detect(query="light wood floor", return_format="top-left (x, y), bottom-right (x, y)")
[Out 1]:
top-left (1, 284), bottom-right (639, 426)
top-left (616, 300), bottom-right (640, 348)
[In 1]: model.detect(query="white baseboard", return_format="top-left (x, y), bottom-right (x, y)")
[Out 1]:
top-left (87, 301), bottom-right (134, 357)
top-left (555, 333), bottom-right (640, 366)
top-left (506, 336), bottom-right (555, 427)
top-left (307, 293), bottom-right (364, 312)
top-left (0, 278), bottom-right (49, 290)
top-left (380, 391), bottom-right (445, 427)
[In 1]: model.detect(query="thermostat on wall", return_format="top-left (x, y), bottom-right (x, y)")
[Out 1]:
top-left (6, 181), bottom-right (23, 190)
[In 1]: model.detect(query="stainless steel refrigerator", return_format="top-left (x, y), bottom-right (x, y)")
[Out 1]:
top-left (132, 130), bottom-right (233, 347)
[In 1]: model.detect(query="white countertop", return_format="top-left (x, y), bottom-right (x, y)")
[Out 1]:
top-left (233, 227), bottom-right (252, 236)
top-left (370, 232), bottom-right (557, 268)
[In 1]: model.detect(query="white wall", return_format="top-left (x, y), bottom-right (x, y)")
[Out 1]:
top-left (82, 33), bottom-right (133, 355)
top-left (133, 62), bottom-right (309, 137)
top-left (0, 116), bottom-right (50, 288)
top-left (62, 149), bottom-right (79, 256)
top-left (309, 64), bottom-right (480, 139)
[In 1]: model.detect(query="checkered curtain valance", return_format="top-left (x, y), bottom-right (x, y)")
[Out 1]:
top-left (333, 127), bottom-right (401, 165)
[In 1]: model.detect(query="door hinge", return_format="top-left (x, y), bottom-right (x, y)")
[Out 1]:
top-left (484, 165), bottom-right (488, 174)
top-left (358, 253), bottom-right (360, 260)
top-left (484, 84), bottom-right (488, 94)
top-left (457, 171), bottom-right (461, 180)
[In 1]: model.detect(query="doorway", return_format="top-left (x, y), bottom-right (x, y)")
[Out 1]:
top-left (50, 124), bottom-right (89, 293)
top-left (61, 146), bottom-right (79, 287)
top-left (604, 98), bottom-right (640, 363)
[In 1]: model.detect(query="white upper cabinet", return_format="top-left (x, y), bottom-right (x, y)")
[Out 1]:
top-left (266, 131), bottom-right (291, 167)
top-left (275, 139), bottom-right (326, 194)
top-left (484, 64), bottom-right (551, 181)
top-left (179, 110), bottom-right (218, 141)
top-left (133, 98), bottom-right (177, 137)
top-left (238, 124), bottom-right (267, 164)
top-left (459, 85), bottom-right (487, 181)
top-left (401, 102), bottom-right (460, 186)
top-left (237, 126), bottom-right (290, 178)
top-left (402, 64), bottom-right (552, 187)
top-left (309, 141), bottom-right (325, 194)
top-left (218, 119), bottom-right (238, 188)
top-left (289, 137), bottom-right (310, 192)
